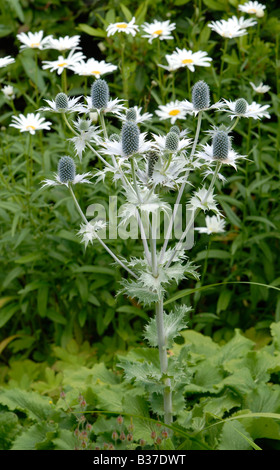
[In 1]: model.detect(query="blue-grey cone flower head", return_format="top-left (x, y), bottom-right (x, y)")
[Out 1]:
top-left (169, 125), bottom-right (180, 135)
top-left (212, 131), bottom-right (230, 160)
top-left (147, 151), bottom-right (159, 179)
top-left (165, 131), bottom-right (179, 152)
top-left (91, 79), bottom-right (109, 110)
top-left (109, 133), bottom-right (120, 142)
top-left (192, 80), bottom-right (210, 111)
top-left (121, 121), bottom-right (140, 157)
top-left (234, 98), bottom-right (248, 115)
top-left (126, 108), bottom-right (137, 121)
top-left (58, 156), bottom-right (76, 183)
top-left (55, 92), bottom-right (68, 110)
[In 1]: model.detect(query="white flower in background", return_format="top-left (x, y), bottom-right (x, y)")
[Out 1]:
top-left (42, 49), bottom-right (85, 75)
top-left (106, 17), bottom-right (139, 37)
top-left (250, 81), bottom-right (270, 94)
top-left (17, 30), bottom-right (52, 50)
top-left (0, 56), bottom-right (15, 68)
top-left (10, 113), bottom-right (51, 135)
top-left (69, 117), bottom-right (101, 160)
top-left (208, 16), bottom-right (257, 38)
top-left (78, 220), bottom-right (107, 247)
top-left (38, 94), bottom-right (84, 113)
top-left (222, 98), bottom-right (270, 120)
top-left (118, 106), bottom-right (153, 124)
top-left (141, 20), bottom-right (176, 43)
top-left (45, 35), bottom-right (81, 51)
top-left (238, 1), bottom-right (266, 18)
top-left (155, 100), bottom-right (189, 124)
top-left (196, 215), bottom-right (226, 234)
top-left (73, 58), bottom-right (117, 78)
top-left (2, 85), bottom-right (15, 100)
top-left (158, 54), bottom-right (180, 72)
top-left (82, 95), bottom-right (126, 116)
top-left (166, 48), bottom-right (212, 72)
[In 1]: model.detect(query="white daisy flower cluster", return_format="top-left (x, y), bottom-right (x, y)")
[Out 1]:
top-left (208, 15), bottom-right (257, 38)
top-left (159, 49), bottom-right (212, 73)
top-left (238, 1), bottom-right (266, 18)
top-left (105, 17), bottom-right (176, 43)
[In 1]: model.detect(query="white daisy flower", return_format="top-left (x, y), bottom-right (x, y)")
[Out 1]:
top-left (158, 54), bottom-right (181, 72)
top-left (196, 142), bottom-right (245, 170)
top-left (238, 1), bottom-right (266, 18)
top-left (208, 16), bottom-right (257, 38)
top-left (106, 17), bottom-right (139, 37)
top-left (141, 20), bottom-right (176, 44)
top-left (250, 81), bottom-right (270, 94)
top-left (69, 117), bottom-right (102, 160)
top-left (2, 85), bottom-right (15, 100)
top-left (82, 95), bottom-right (126, 116)
top-left (0, 56), bottom-right (15, 68)
top-left (45, 35), bottom-right (81, 51)
top-left (222, 98), bottom-right (270, 120)
top-left (166, 48), bottom-right (212, 72)
top-left (10, 113), bottom-right (51, 135)
top-left (118, 106), bottom-right (153, 124)
top-left (155, 100), bottom-right (189, 124)
top-left (38, 95), bottom-right (84, 113)
top-left (41, 171), bottom-right (92, 188)
top-left (78, 220), bottom-right (107, 248)
top-left (17, 30), bottom-right (52, 50)
top-left (42, 49), bottom-right (85, 75)
top-left (187, 187), bottom-right (221, 215)
top-left (195, 215), bottom-right (226, 234)
top-left (73, 58), bottom-right (117, 78)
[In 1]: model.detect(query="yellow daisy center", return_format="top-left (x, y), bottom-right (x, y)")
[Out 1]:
top-left (31, 42), bottom-right (40, 47)
top-left (169, 109), bottom-right (180, 116)
top-left (182, 58), bottom-right (194, 64)
top-left (153, 29), bottom-right (163, 35)
top-left (248, 8), bottom-right (257, 13)
top-left (26, 125), bottom-right (36, 130)
top-left (58, 62), bottom-right (68, 67)
top-left (91, 71), bottom-right (101, 75)
top-left (116, 23), bottom-right (128, 29)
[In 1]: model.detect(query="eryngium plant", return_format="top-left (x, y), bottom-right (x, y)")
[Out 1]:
top-left (41, 78), bottom-right (249, 425)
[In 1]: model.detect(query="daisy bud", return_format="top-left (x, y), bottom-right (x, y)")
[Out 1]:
top-left (212, 131), bottom-right (230, 160)
top-left (126, 107), bottom-right (137, 121)
top-left (121, 121), bottom-right (139, 157)
top-left (55, 92), bottom-right (68, 110)
top-left (234, 98), bottom-right (248, 115)
top-left (58, 156), bottom-right (76, 183)
top-left (147, 151), bottom-right (159, 179)
top-left (192, 80), bottom-right (210, 111)
top-left (165, 131), bottom-right (179, 152)
top-left (91, 79), bottom-right (109, 109)
top-left (169, 125), bottom-right (180, 135)
top-left (109, 133), bottom-right (120, 142)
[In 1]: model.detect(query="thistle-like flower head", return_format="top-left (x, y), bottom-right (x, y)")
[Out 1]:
top-left (234, 98), bottom-right (248, 115)
top-left (126, 107), bottom-right (137, 121)
top-left (192, 80), bottom-right (210, 111)
top-left (58, 156), bottom-right (76, 183)
top-left (91, 79), bottom-right (110, 109)
top-left (212, 130), bottom-right (230, 160)
top-left (165, 131), bottom-right (179, 152)
top-left (121, 121), bottom-right (140, 157)
top-left (55, 92), bottom-right (69, 110)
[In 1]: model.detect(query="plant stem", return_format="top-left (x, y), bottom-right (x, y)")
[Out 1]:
top-left (155, 298), bottom-right (172, 425)
top-left (218, 39), bottom-right (228, 98)
top-left (68, 184), bottom-right (137, 279)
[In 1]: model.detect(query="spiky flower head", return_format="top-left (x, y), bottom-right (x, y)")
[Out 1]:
top-left (78, 119), bottom-right (91, 131)
top-left (109, 133), bottom-right (120, 142)
top-left (126, 107), bottom-right (137, 121)
top-left (58, 156), bottom-right (76, 183)
top-left (192, 80), bottom-right (210, 111)
top-left (169, 125), bottom-right (180, 135)
top-left (212, 130), bottom-right (230, 160)
top-left (147, 151), bottom-right (159, 179)
top-left (55, 92), bottom-right (68, 110)
top-left (234, 98), bottom-right (248, 115)
top-left (91, 79), bottom-right (109, 109)
top-left (165, 131), bottom-right (179, 152)
top-left (121, 121), bottom-right (140, 157)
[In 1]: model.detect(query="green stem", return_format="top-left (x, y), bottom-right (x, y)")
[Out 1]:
top-left (218, 39), bottom-right (228, 98)
top-left (62, 68), bottom-right (67, 93)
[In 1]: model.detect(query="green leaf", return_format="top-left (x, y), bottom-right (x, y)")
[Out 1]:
top-left (0, 389), bottom-right (52, 421)
top-left (120, 3), bottom-right (133, 22)
top-left (218, 421), bottom-right (257, 450)
top-left (0, 302), bottom-right (19, 328)
top-left (77, 24), bottom-right (106, 38)
top-left (144, 306), bottom-right (189, 348)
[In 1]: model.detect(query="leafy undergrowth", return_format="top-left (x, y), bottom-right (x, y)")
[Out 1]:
top-left (1, 322), bottom-right (280, 450)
